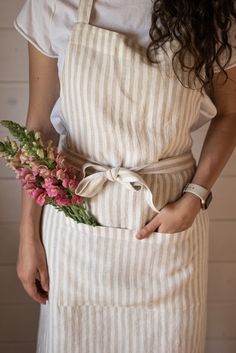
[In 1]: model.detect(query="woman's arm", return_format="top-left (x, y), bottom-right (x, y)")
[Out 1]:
top-left (17, 43), bottom-right (60, 304)
top-left (190, 67), bottom-right (236, 188)
top-left (136, 67), bottom-right (236, 239)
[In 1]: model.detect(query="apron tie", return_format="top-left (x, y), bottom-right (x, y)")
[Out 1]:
top-left (74, 162), bottom-right (162, 213)
top-left (60, 145), bottom-right (196, 214)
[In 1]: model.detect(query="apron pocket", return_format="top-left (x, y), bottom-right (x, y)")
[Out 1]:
top-left (43, 206), bottom-right (208, 308)
top-left (62, 210), bottom-right (192, 243)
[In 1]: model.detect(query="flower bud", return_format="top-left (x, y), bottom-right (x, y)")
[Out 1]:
top-left (35, 131), bottom-right (41, 140)
top-left (11, 141), bottom-right (18, 150)
top-left (36, 149), bottom-right (45, 159)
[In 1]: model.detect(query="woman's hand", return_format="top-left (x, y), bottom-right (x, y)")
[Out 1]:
top-left (136, 192), bottom-right (202, 239)
top-left (16, 227), bottom-right (49, 305)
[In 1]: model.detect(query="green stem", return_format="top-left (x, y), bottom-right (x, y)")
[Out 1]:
top-left (48, 199), bottom-right (99, 226)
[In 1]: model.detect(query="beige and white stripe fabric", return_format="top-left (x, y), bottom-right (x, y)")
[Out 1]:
top-left (37, 0), bottom-right (210, 352)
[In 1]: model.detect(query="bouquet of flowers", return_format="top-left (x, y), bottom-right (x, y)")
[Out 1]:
top-left (0, 120), bottom-right (99, 226)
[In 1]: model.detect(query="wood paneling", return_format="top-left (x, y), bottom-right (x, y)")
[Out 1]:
top-left (207, 263), bottom-right (236, 301)
top-left (0, 343), bottom-right (36, 353)
top-left (0, 0), bottom-right (25, 28)
top-left (206, 302), bottom-right (236, 338)
top-left (0, 180), bottom-right (21, 222)
top-left (0, 30), bottom-right (28, 82)
top-left (0, 83), bottom-right (28, 127)
top-left (0, 304), bottom-right (39, 341)
top-left (209, 221), bottom-right (236, 261)
top-left (0, 266), bottom-right (33, 304)
top-left (208, 177), bottom-right (236, 219)
top-left (205, 340), bottom-right (236, 353)
top-left (0, 223), bottom-right (19, 265)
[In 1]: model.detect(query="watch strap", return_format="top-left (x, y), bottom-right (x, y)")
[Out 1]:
top-left (183, 183), bottom-right (210, 202)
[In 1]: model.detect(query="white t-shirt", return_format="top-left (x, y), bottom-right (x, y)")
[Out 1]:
top-left (14, 0), bottom-right (236, 134)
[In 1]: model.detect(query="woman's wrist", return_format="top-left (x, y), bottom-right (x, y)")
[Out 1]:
top-left (180, 191), bottom-right (202, 211)
top-left (19, 218), bottom-right (41, 241)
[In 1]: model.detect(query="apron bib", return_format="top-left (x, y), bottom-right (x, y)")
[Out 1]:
top-left (37, 1), bottom-right (210, 352)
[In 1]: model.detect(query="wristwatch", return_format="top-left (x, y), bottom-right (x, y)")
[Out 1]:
top-left (182, 182), bottom-right (213, 209)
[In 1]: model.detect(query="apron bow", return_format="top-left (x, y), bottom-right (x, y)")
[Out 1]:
top-left (75, 162), bottom-right (161, 213)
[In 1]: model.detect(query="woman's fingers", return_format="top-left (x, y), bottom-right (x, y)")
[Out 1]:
top-left (21, 275), bottom-right (48, 305)
top-left (136, 215), bottom-right (161, 239)
top-left (38, 265), bottom-right (49, 292)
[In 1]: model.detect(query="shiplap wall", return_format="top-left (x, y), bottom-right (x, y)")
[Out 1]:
top-left (0, 1), bottom-right (235, 353)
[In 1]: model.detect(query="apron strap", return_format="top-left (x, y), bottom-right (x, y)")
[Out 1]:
top-left (77, 0), bottom-right (94, 24)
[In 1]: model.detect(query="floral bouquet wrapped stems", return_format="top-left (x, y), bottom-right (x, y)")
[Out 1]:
top-left (0, 120), bottom-right (99, 226)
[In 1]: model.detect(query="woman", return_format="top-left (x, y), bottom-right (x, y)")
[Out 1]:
top-left (14, 0), bottom-right (236, 352)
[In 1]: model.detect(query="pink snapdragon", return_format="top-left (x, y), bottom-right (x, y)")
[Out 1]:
top-left (30, 162), bottom-right (51, 178)
top-left (14, 167), bottom-right (31, 180)
top-left (71, 195), bottom-right (83, 203)
top-left (54, 193), bottom-right (72, 206)
top-left (30, 188), bottom-right (47, 206)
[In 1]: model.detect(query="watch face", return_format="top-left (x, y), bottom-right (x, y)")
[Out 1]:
top-left (204, 191), bottom-right (213, 209)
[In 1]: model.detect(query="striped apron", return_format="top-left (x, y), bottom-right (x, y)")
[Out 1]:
top-left (37, 0), bottom-right (210, 352)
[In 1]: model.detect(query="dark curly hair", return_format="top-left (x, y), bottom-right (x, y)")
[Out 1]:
top-left (147, 0), bottom-right (236, 90)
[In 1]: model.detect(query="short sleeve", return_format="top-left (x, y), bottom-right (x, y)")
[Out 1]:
top-left (213, 20), bottom-right (236, 73)
top-left (13, 0), bottom-right (58, 58)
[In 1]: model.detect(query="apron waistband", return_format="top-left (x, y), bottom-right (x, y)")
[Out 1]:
top-left (61, 146), bottom-right (196, 213)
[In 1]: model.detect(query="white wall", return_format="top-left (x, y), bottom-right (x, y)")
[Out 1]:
top-left (0, 1), bottom-right (235, 353)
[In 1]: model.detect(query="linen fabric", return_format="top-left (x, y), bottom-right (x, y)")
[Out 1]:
top-left (14, 0), bottom-right (236, 134)
top-left (36, 0), bottom-right (210, 352)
